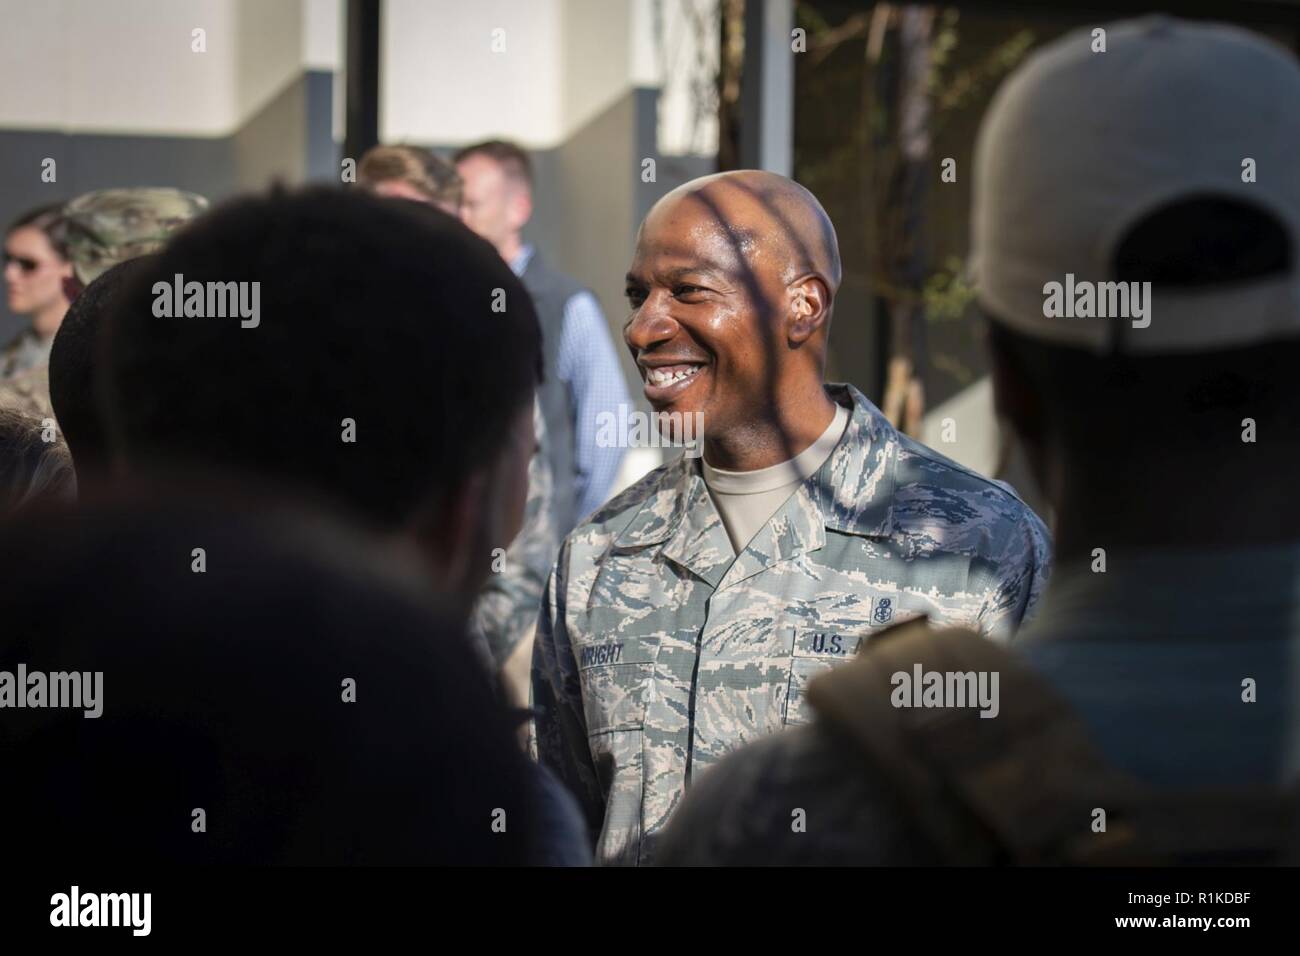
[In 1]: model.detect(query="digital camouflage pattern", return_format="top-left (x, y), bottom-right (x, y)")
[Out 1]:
top-left (470, 401), bottom-right (560, 668)
top-left (533, 384), bottom-right (1051, 865)
top-left (0, 333), bottom-right (53, 419)
top-left (0, 363), bottom-right (53, 419)
top-left (0, 329), bottom-right (52, 380)
top-left (63, 187), bottom-right (208, 284)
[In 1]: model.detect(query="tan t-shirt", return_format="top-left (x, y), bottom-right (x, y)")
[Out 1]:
top-left (701, 403), bottom-right (851, 555)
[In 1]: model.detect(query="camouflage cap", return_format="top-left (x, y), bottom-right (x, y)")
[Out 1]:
top-left (63, 187), bottom-right (208, 284)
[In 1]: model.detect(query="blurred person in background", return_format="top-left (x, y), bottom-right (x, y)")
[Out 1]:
top-left (358, 144), bottom-right (464, 216)
top-left (60, 187), bottom-right (207, 297)
top-left (0, 188), bottom-right (205, 423)
top-left (456, 139), bottom-right (630, 532)
top-left (2, 204), bottom-right (71, 380)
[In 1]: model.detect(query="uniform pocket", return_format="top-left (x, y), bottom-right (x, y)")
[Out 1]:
top-left (577, 636), bottom-right (660, 735)
top-left (576, 636), bottom-right (660, 865)
top-left (783, 629), bottom-right (865, 726)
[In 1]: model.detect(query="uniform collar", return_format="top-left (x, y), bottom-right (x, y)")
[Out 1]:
top-left (814, 383), bottom-right (898, 539)
top-left (612, 384), bottom-right (898, 587)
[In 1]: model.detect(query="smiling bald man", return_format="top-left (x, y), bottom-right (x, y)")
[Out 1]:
top-left (532, 170), bottom-right (1050, 865)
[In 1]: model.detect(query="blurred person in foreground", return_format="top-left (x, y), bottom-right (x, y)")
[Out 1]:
top-left (356, 143), bottom-right (561, 696)
top-left (658, 17), bottom-right (1300, 866)
top-left (99, 186), bottom-right (589, 864)
top-left (50, 208), bottom-right (549, 705)
top-left (456, 139), bottom-right (630, 532)
top-left (102, 187), bottom-right (534, 643)
top-left (467, 399), bottom-right (560, 709)
top-left (534, 167), bottom-right (1050, 865)
top-left (0, 488), bottom-right (543, 864)
top-left (48, 256), bottom-right (157, 480)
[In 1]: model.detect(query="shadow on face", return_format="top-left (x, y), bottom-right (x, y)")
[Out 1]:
top-left (623, 172), bottom-right (841, 445)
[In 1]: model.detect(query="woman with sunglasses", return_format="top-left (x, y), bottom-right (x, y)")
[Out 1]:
top-left (2, 203), bottom-right (73, 380)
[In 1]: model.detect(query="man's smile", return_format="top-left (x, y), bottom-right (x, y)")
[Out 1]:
top-left (638, 359), bottom-right (708, 404)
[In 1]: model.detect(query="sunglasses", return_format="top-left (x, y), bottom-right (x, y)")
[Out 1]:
top-left (3, 252), bottom-right (50, 274)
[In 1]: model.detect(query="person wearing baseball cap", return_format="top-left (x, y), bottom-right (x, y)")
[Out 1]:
top-left (656, 17), bottom-right (1300, 865)
top-left (0, 187), bottom-right (206, 424)
top-left (60, 186), bottom-right (208, 291)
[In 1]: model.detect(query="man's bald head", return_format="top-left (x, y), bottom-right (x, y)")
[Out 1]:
top-left (642, 170), bottom-right (842, 298)
top-left (625, 171), bottom-right (844, 464)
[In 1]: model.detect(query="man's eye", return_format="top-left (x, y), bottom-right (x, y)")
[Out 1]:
top-left (626, 288), bottom-right (646, 306)
top-left (674, 285), bottom-right (706, 299)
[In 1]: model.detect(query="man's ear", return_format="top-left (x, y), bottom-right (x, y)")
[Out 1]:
top-left (786, 275), bottom-right (830, 346)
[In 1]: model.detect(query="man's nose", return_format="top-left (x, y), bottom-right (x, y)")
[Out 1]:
top-left (624, 291), bottom-right (678, 351)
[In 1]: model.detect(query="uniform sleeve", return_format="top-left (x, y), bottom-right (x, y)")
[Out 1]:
top-left (531, 540), bottom-right (605, 845)
top-left (978, 504), bottom-right (1052, 641)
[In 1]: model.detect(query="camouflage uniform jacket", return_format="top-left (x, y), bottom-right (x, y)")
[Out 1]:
top-left (0, 363), bottom-right (53, 419)
top-left (532, 383), bottom-right (1051, 865)
top-left (0, 330), bottom-right (51, 380)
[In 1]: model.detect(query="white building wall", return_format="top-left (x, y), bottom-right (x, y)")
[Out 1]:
top-left (381, 0), bottom-right (564, 147)
top-left (0, 0), bottom-right (716, 154)
top-left (0, 0), bottom-right (333, 136)
top-left (381, 0), bottom-right (716, 155)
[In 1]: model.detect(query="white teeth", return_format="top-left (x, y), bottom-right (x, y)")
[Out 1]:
top-left (646, 365), bottom-right (702, 387)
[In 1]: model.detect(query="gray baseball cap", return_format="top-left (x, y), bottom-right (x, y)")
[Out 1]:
top-left (971, 16), bottom-right (1300, 353)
